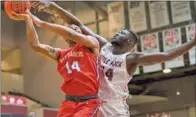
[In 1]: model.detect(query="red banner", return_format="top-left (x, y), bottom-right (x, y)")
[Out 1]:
top-left (44, 109), bottom-right (58, 117)
top-left (1, 104), bottom-right (27, 115)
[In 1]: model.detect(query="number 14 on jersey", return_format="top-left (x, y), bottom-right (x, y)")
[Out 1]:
top-left (65, 61), bottom-right (81, 74)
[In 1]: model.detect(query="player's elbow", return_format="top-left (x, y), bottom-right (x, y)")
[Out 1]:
top-left (30, 43), bottom-right (40, 52)
top-left (84, 37), bottom-right (99, 49)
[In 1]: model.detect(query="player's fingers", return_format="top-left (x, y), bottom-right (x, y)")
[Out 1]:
top-left (9, 12), bottom-right (20, 20)
top-left (26, 9), bottom-right (30, 14)
top-left (37, 6), bottom-right (45, 12)
top-left (32, 8), bottom-right (38, 13)
top-left (33, 5), bottom-right (45, 13)
top-left (31, 1), bottom-right (38, 5)
top-left (31, 2), bottom-right (41, 13)
top-left (26, 10), bottom-right (33, 18)
top-left (10, 11), bottom-right (19, 17)
top-left (31, 2), bottom-right (40, 8)
top-left (12, 11), bottom-right (27, 17)
top-left (13, 14), bottom-right (28, 21)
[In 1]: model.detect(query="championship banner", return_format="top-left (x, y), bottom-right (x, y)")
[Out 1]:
top-left (163, 28), bottom-right (184, 68)
top-left (149, 1), bottom-right (169, 29)
top-left (108, 2), bottom-right (125, 38)
top-left (171, 2), bottom-right (192, 24)
top-left (128, 1), bottom-right (147, 32)
top-left (140, 33), bottom-right (162, 73)
top-left (133, 45), bottom-right (140, 75)
top-left (186, 24), bottom-right (196, 65)
top-left (33, 108), bottom-right (58, 117)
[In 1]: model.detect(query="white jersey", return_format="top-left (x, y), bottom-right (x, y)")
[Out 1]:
top-left (99, 43), bottom-right (133, 101)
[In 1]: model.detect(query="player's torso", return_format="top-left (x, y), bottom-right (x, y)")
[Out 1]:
top-left (99, 43), bottom-right (132, 100)
top-left (57, 44), bottom-right (100, 96)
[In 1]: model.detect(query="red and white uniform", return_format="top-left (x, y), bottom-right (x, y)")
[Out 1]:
top-left (57, 44), bottom-right (101, 117)
top-left (98, 43), bottom-right (132, 117)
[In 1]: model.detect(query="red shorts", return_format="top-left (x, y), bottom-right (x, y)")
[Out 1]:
top-left (57, 99), bottom-right (100, 117)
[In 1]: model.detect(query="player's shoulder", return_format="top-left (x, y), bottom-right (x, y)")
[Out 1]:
top-left (126, 52), bottom-right (140, 60)
top-left (75, 44), bottom-right (95, 55)
top-left (126, 52), bottom-right (144, 64)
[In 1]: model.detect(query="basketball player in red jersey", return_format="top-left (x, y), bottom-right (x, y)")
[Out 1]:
top-left (9, 10), bottom-right (101, 117)
top-left (32, 2), bottom-right (196, 117)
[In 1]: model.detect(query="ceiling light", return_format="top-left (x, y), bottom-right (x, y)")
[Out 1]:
top-left (176, 91), bottom-right (180, 95)
top-left (163, 68), bottom-right (171, 73)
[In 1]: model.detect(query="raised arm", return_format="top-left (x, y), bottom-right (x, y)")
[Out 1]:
top-left (27, 10), bottom-right (99, 50)
top-left (49, 2), bottom-right (83, 26)
top-left (32, 2), bottom-right (108, 48)
top-left (10, 12), bottom-right (60, 62)
top-left (131, 39), bottom-right (196, 66)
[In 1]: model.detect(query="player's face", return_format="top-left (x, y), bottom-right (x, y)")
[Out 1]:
top-left (111, 30), bottom-right (134, 48)
top-left (68, 24), bottom-right (82, 33)
top-left (65, 24), bottom-right (82, 47)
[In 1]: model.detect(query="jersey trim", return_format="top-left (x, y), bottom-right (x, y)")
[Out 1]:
top-left (91, 100), bottom-right (101, 117)
top-left (96, 56), bottom-right (99, 80)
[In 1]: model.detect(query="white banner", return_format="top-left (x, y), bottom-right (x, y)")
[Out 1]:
top-left (108, 2), bottom-right (125, 38)
top-left (128, 1), bottom-right (147, 32)
top-left (186, 24), bottom-right (196, 65)
top-left (149, 1), bottom-right (169, 29)
top-left (171, 2), bottom-right (192, 24)
top-left (163, 28), bottom-right (184, 68)
top-left (141, 33), bottom-right (162, 73)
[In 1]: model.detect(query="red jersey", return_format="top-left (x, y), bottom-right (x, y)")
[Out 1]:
top-left (57, 44), bottom-right (101, 96)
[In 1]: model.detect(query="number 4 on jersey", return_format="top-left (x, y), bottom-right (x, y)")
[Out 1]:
top-left (65, 61), bottom-right (81, 74)
top-left (105, 69), bottom-right (113, 81)
top-left (102, 66), bottom-right (114, 81)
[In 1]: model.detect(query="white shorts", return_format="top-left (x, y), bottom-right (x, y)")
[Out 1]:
top-left (97, 99), bottom-right (130, 117)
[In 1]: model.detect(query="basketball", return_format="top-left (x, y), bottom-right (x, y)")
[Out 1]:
top-left (4, 1), bottom-right (31, 16)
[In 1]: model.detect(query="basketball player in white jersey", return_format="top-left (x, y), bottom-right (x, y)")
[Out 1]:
top-left (32, 2), bottom-right (196, 117)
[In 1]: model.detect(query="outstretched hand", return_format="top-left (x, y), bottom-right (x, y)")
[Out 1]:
top-left (31, 1), bottom-right (53, 13)
top-left (9, 11), bottom-right (29, 21)
top-left (26, 10), bottom-right (44, 27)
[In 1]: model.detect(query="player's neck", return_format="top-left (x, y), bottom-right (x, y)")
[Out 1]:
top-left (69, 43), bottom-right (76, 47)
top-left (112, 47), bottom-right (127, 55)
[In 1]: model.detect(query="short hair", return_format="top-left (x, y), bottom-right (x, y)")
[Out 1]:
top-left (126, 29), bottom-right (139, 44)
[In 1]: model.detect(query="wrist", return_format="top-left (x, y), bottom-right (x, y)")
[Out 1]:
top-left (49, 2), bottom-right (57, 8)
top-left (40, 21), bottom-right (46, 27)
top-left (25, 15), bottom-right (31, 20)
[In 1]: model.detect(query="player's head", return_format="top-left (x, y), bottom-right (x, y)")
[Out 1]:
top-left (68, 24), bottom-right (82, 33)
top-left (111, 29), bottom-right (138, 52)
top-left (65, 24), bottom-right (82, 47)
